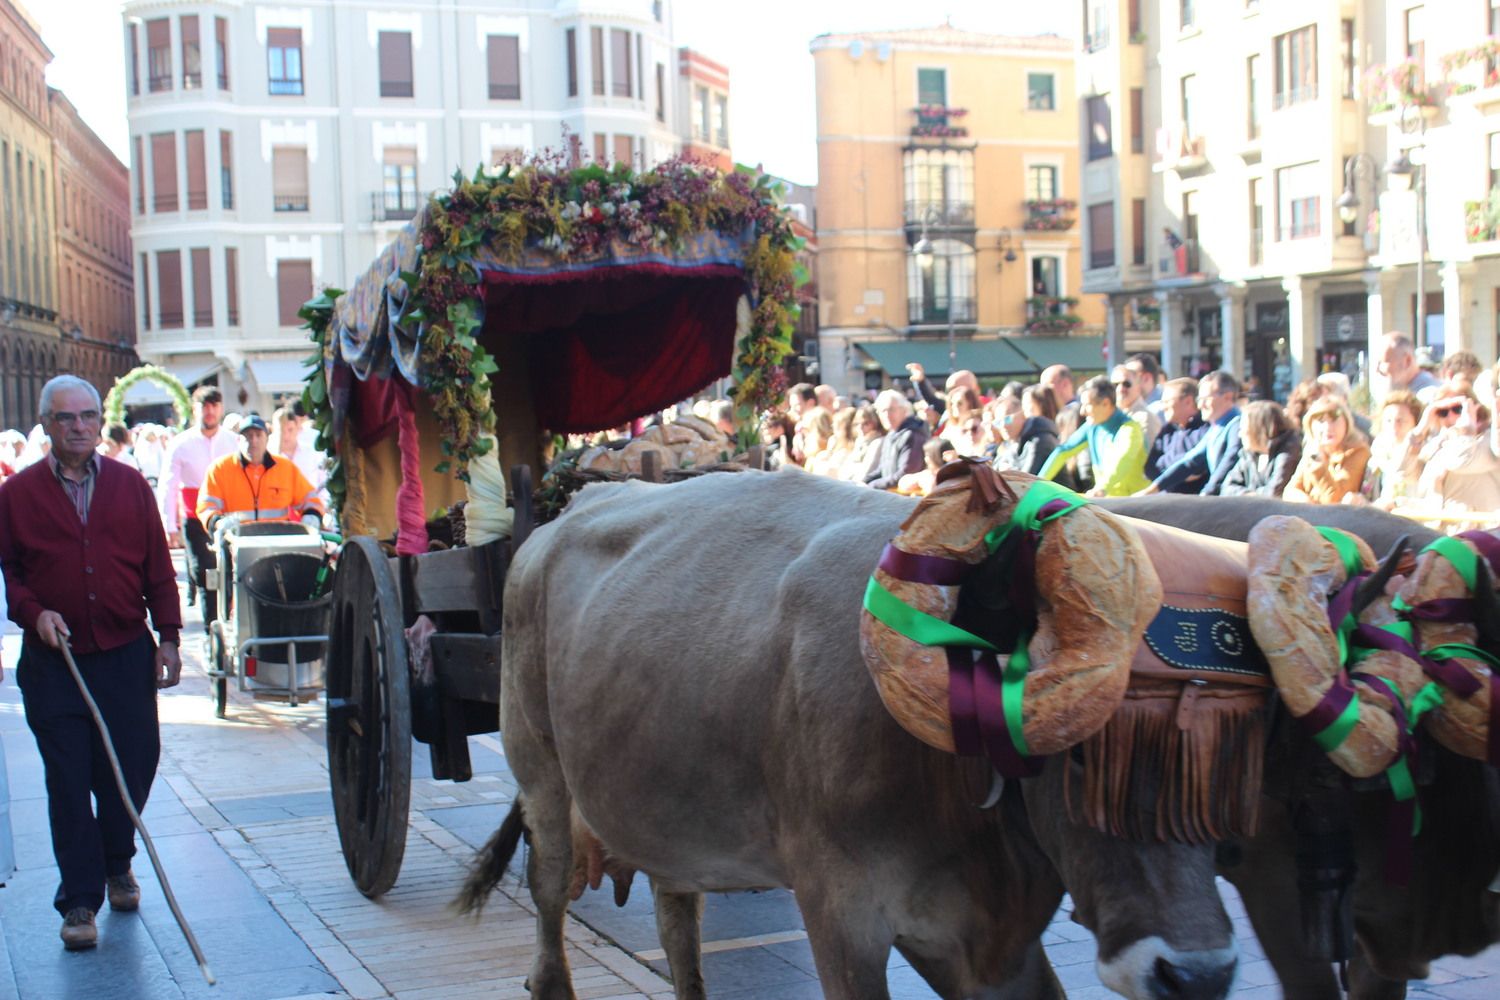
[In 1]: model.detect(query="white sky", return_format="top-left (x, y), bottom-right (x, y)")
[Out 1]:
top-left (35, 1), bottom-right (1071, 185)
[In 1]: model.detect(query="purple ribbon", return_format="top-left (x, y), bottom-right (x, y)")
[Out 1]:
top-left (1458, 530), bottom-right (1500, 573)
top-left (1300, 676), bottom-right (1357, 734)
top-left (878, 544), bottom-right (969, 586)
top-left (1348, 671), bottom-right (1417, 887)
top-left (1402, 597), bottom-right (1475, 623)
top-left (1352, 623), bottom-right (1483, 697)
top-left (947, 647), bottom-right (1036, 777)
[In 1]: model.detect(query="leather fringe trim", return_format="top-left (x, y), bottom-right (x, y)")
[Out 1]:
top-left (1066, 679), bottom-right (1266, 843)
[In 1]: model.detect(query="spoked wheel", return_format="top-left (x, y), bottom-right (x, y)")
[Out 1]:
top-left (326, 537), bottom-right (411, 898)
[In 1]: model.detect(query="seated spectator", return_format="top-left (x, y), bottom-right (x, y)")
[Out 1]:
top-left (1283, 396), bottom-right (1372, 505)
top-left (1362, 391), bottom-right (1425, 509)
top-left (1377, 331), bottom-right (1441, 402)
top-left (709, 399), bottom-right (737, 439)
top-left (1314, 372), bottom-right (1371, 434)
top-left (1111, 364), bottom-right (1162, 453)
top-left (1411, 390), bottom-right (1500, 527)
top-left (939, 386), bottom-right (982, 439)
top-left (814, 384), bottom-right (839, 414)
top-left (1146, 377), bottom-right (1207, 486)
top-left (761, 414), bottom-right (797, 470)
top-left (1051, 404), bottom-right (1089, 492)
top-left (1440, 350), bottom-right (1482, 397)
top-left (1038, 376), bottom-right (1149, 497)
top-left (1126, 353), bottom-right (1163, 407)
top-left (1012, 385), bottom-right (1060, 476)
top-left (1221, 400), bottom-right (1300, 497)
top-left (864, 390), bottom-right (929, 489)
top-left (99, 423), bottom-right (141, 471)
top-left (1283, 379), bottom-right (1326, 430)
top-left (987, 396), bottom-right (1024, 467)
top-left (808, 408), bottom-right (857, 477)
top-left (1139, 371), bottom-right (1243, 497)
top-left (896, 439), bottom-right (949, 496)
top-left (797, 409), bottom-right (835, 474)
top-left (840, 406), bottom-right (885, 483)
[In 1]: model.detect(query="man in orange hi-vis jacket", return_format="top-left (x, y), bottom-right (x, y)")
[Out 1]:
top-left (196, 414), bottom-right (324, 535)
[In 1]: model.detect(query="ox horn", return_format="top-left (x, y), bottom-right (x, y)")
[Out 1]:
top-left (1351, 535), bottom-right (1410, 619)
top-left (860, 474), bottom-right (1162, 759)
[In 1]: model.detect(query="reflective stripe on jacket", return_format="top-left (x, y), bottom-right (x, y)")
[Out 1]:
top-left (197, 451), bottom-right (325, 528)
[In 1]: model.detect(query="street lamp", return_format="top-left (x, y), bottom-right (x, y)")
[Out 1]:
top-left (1334, 137), bottom-right (1427, 350)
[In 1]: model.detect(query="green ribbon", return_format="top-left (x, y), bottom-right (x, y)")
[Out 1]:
top-left (1316, 526), bottom-right (1365, 578)
top-left (982, 481), bottom-right (1087, 554)
top-left (863, 576), bottom-right (998, 652)
top-left (1313, 697), bottom-right (1362, 753)
top-left (1003, 643), bottom-right (1032, 757)
top-left (1425, 641), bottom-right (1500, 668)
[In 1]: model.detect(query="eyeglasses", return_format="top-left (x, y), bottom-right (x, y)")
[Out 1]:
top-left (1433, 404), bottom-right (1463, 419)
top-left (1112, 380), bottom-right (1133, 389)
top-left (49, 410), bottom-right (101, 426)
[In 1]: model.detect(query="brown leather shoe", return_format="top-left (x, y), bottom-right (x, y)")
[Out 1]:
top-left (60, 908), bottom-right (97, 950)
top-left (107, 871), bottom-right (140, 912)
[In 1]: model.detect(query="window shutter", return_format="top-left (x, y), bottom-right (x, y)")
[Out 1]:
top-left (190, 247), bottom-right (212, 325)
top-left (215, 17), bottom-right (229, 89)
top-left (146, 18), bottom-right (169, 48)
top-left (488, 35), bottom-right (520, 99)
top-left (181, 15), bottom-right (201, 88)
top-left (133, 137), bottom-right (145, 212)
top-left (140, 252), bottom-right (151, 329)
top-left (157, 250), bottom-right (183, 328)
top-left (271, 148), bottom-right (308, 210)
top-left (566, 28), bottom-right (577, 97)
top-left (266, 27), bottom-right (300, 49)
top-left (128, 24), bottom-right (140, 95)
top-left (593, 133), bottom-right (606, 163)
top-left (150, 133), bottom-right (177, 212)
top-left (185, 130), bottom-right (207, 209)
top-left (219, 130), bottom-right (234, 209)
top-left (379, 31), bottom-right (414, 97)
top-left (224, 247), bottom-right (239, 325)
top-left (591, 27), bottom-right (605, 95)
top-left (613, 134), bottom-right (633, 165)
top-left (277, 260), bottom-right (313, 326)
top-left (610, 29), bottom-right (631, 97)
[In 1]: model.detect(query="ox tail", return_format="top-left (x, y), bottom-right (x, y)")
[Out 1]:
top-left (453, 799), bottom-right (527, 917)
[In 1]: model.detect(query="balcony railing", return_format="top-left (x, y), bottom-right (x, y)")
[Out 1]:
top-left (192, 308), bottom-right (213, 326)
top-left (905, 200), bottom-right (975, 227)
top-left (908, 297), bottom-right (977, 326)
top-left (373, 190), bottom-right (420, 222)
top-left (911, 105), bottom-right (969, 140)
top-left (1085, 28), bottom-right (1111, 52)
top-left (1159, 239), bottom-right (1202, 277)
top-left (274, 194), bottom-right (309, 212)
top-left (152, 193), bottom-right (178, 212)
top-left (1025, 296), bottom-right (1082, 334)
top-left (1272, 85), bottom-right (1316, 110)
top-left (269, 77), bottom-right (303, 96)
top-left (1024, 199), bottom-right (1077, 231)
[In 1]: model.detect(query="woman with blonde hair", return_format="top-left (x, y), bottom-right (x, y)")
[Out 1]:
top-left (808, 407), bottom-right (858, 477)
top-left (1283, 395), bottom-right (1371, 505)
top-left (840, 405), bottom-right (885, 482)
top-left (796, 408), bottom-right (835, 473)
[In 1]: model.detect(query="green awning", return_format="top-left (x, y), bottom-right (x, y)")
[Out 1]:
top-left (852, 336), bottom-right (1105, 379)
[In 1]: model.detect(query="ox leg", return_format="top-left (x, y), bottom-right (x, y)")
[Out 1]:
top-left (1222, 844), bottom-right (1342, 1000)
top-left (1348, 949), bottom-right (1407, 1000)
top-left (520, 782), bottom-right (578, 1000)
top-left (651, 881), bottom-right (706, 1000)
top-left (796, 883), bottom-right (894, 1000)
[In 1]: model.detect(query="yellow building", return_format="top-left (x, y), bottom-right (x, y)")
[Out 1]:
top-left (811, 25), bottom-right (1102, 397)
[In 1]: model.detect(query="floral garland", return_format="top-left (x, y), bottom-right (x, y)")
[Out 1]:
top-left (299, 290), bottom-right (345, 512)
top-left (103, 364), bottom-right (191, 428)
top-left (300, 155), bottom-right (803, 504)
top-left (409, 155), bottom-right (802, 470)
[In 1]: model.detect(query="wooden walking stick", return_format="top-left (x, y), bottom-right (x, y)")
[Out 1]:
top-left (58, 639), bottom-right (216, 986)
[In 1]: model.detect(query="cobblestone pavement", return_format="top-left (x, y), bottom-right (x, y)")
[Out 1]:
top-left (0, 555), bottom-right (1497, 998)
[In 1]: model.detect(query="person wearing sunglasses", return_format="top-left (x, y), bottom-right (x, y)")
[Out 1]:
top-left (1410, 391), bottom-right (1500, 526)
top-left (1037, 376), bottom-right (1149, 497)
top-left (1110, 364), bottom-right (1162, 453)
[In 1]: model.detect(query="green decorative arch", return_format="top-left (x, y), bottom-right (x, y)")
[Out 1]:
top-left (103, 364), bottom-right (192, 428)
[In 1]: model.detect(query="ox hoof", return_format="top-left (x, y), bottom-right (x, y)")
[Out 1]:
top-left (1150, 953), bottom-right (1236, 1000)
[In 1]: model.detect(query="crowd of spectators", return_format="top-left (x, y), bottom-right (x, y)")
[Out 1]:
top-left (761, 331), bottom-right (1500, 534)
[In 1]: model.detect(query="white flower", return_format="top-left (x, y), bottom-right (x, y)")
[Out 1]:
top-left (561, 201), bottom-right (582, 219)
top-left (601, 202), bottom-right (617, 217)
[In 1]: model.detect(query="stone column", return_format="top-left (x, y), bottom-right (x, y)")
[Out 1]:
top-left (1364, 268), bottom-right (1398, 396)
top-left (1441, 261), bottom-right (1477, 360)
top-left (1104, 295), bottom-right (1127, 368)
top-left (1217, 282), bottom-right (1247, 379)
top-left (1160, 292), bottom-right (1184, 378)
top-left (1283, 275), bottom-right (1320, 386)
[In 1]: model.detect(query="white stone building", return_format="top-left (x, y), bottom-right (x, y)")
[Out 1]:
top-left (1078, 0), bottom-right (1500, 399)
top-left (123, 0), bottom-right (684, 413)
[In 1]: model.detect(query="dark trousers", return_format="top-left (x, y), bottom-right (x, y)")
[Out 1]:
top-left (17, 632), bottom-right (160, 915)
top-left (183, 516), bottom-right (216, 625)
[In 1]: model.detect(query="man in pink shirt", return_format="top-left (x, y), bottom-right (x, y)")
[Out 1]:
top-left (158, 386), bottom-right (236, 624)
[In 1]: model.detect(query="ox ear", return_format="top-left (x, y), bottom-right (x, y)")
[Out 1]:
top-left (1351, 535), bottom-right (1409, 619)
top-left (1473, 556), bottom-right (1500, 651)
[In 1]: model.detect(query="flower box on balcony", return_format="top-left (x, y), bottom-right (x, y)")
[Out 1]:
top-left (1024, 314), bottom-right (1083, 335)
top-left (1365, 60), bottom-right (1443, 126)
top-left (1023, 198), bottom-right (1078, 231)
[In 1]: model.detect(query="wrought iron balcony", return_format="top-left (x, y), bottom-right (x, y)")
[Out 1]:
top-left (905, 200), bottom-right (974, 228)
top-left (1024, 199), bottom-right (1077, 231)
top-left (908, 297), bottom-right (976, 326)
top-left (1159, 239), bottom-right (1203, 277)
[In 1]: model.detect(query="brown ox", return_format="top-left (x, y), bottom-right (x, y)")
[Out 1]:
top-left (1105, 495), bottom-right (1500, 1000)
top-left (461, 472), bottom-right (1238, 1000)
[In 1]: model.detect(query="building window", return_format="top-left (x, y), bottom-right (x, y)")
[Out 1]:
top-left (1084, 1), bottom-right (1111, 50)
top-left (1032, 256), bottom-right (1061, 298)
top-left (225, 247), bottom-right (239, 325)
top-left (906, 238), bottom-right (976, 325)
top-left (185, 130), bottom-right (207, 210)
top-left (219, 130), bottom-right (234, 209)
top-left (1247, 55), bottom-right (1262, 139)
top-left (1128, 0), bottom-right (1141, 36)
top-left (1129, 88), bottom-right (1143, 154)
top-left (714, 95), bottom-right (728, 147)
top-left (1132, 198), bottom-right (1147, 264)
top-left (133, 137), bottom-right (145, 213)
top-left (276, 260), bottom-right (313, 326)
top-left (128, 24), bottom-right (140, 96)
top-left (140, 252), bottom-right (150, 330)
top-left (610, 29), bottom-right (633, 97)
top-left (379, 31), bottom-right (414, 97)
top-left (655, 63), bottom-right (666, 122)
top-left (695, 86), bottom-right (710, 141)
top-left (267, 28), bottom-right (304, 96)
top-left (486, 35), bottom-right (520, 99)
top-left (216, 17), bottom-right (229, 90)
top-left (1182, 190), bottom-right (1201, 271)
top-left (917, 67), bottom-right (947, 107)
top-left (1088, 202), bottom-right (1115, 268)
top-left (1027, 72), bottom-right (1055, 110)
top-left (1276, 161), bottom-right (1321, 240)
top-left (146, 18), bottom-right (171, 92)
top-left (150, 132), bottom-right (177, 212)
top-left (1181, 0), bottom-right (1196, 30)
top-left (382, 147), bottom-right (418, 219)
top-left (1249, 178), bottom-right (1264, 265)
top-left (591, 28), bottom-right (605, 96)
top-left (272, 147), bottom-right (309, 212)
top-left (181, 15), bottom-right (201, 89)
top-left (1087, 95), bottom-right (1113, 161)
top-left (157, 250), bottom-right (183, 328)
top-left (190, 247), bottom-right (212, 326)
top-left (611, 134), bottom-right (633, 165)
top-left (566, 28), bottom-right (578, 97)
top-left (1339, 19), bottom-right (1355, 100)
top-left (1273, 25), bottom-right (1317, 108)
top-left (593, 132), bottom-right (606, 162)
top-left (1180, 74), bottom-right (1198, 138)
top-left (905, 148), bottom-right (975, 226)
top-left (1405, 6), bottom-right (1425, 90)
top-left (1026, 164), bottom-right (1058, 202)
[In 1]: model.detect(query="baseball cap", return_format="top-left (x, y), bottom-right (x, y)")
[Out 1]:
top-left (239, 414), bottom-right (269, 434)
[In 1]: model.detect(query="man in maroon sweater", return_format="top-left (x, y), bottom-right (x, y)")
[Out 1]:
top-left (0, 375), bottom-right (182, 950)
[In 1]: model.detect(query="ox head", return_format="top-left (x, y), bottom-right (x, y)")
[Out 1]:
top-left (861, 465), bottom-right (1237, 999)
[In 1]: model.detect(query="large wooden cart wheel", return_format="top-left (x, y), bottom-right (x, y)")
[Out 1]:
top-left (326, 536), bottom-right (412, 897)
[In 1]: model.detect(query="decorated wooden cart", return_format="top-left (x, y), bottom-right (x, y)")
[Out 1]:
top-left (301, 156), bottom-right (802, 896)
